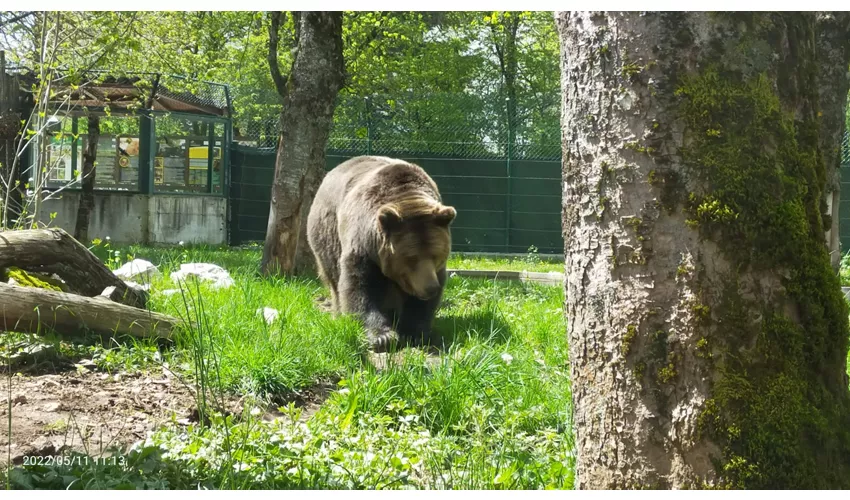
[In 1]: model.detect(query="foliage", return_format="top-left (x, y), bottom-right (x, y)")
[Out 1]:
top-left (1, 11), bottom-right (561, 155)
top-left (4, 406), bottom-right (572, 490)
top-left (2, 245), bottom-right (573, 489)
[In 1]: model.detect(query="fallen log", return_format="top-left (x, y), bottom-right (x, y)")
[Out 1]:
top-left (0, 228), bottom-right (148, 308)
top-left (0, 282), bottom-right (178, 339)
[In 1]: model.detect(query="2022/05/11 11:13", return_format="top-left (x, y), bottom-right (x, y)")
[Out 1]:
top-left (21, 454), bottom-right (128, 467)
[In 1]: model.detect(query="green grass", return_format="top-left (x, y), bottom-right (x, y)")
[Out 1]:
top-left (448, 251), bottom-right (563, 274)
top-left (3, 243), bottom-right (574, 490)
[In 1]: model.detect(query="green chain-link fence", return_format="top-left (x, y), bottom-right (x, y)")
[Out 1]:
top-left (235, 92), bottom-right (561, 159)
top-left (840, 130), bottom-right (850, 253)
top-left (230, 91), bottom-right (564, 253)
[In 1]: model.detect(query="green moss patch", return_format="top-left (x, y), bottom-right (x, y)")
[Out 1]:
top-left (676, 57), bottom-right (850, 488)
top-left (4, 267), bottom-right (63, 291)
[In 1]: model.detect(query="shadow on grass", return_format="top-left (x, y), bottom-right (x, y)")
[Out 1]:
top-left (431, 307), bottom-right (513, 349)
top-left (2, 446), bottom-right (201, 490)
top-left (0, 329), bottom-right (173, 377)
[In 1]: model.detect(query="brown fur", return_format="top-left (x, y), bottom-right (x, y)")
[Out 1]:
top-left (306, 155), bottom-right (456, 352)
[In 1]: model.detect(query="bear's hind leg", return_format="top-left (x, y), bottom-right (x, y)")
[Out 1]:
top-left (314, 263), bottom-right (340, 314)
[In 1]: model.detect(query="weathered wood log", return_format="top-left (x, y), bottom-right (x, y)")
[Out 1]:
top-left (0, 282), bottom-right (178, 339)
top-left (0, 228), bottom-right (148, 308)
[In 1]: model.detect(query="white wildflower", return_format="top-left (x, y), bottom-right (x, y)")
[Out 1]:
top-left (501, 353), bottom-right (514, 365)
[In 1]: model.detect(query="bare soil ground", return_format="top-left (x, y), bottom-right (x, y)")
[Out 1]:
top-left (0, 362), bottom-right (334, 469)
top-left (0, 366), bottom-right (206, 468)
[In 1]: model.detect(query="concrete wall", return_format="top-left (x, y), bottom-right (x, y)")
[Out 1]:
top-left (149, 195), bottom-right (226, 245)
top-left (40, 191), bottom-right (227, 245)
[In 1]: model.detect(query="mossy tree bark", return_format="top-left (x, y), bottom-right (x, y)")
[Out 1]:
top-left (261, 11), bottom-right (345, 276)
top-left (74, 115), bottom-right (99, 243)
top-left (557, 12), bottom-right (850, 489)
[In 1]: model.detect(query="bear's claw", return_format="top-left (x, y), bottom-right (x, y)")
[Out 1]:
top-left (369, 329), bottom-right (399, 353)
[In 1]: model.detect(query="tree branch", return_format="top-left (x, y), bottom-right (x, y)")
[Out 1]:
top-left (0, 11), bottom-right (35, 29)
top-left (268, 11), bottom-right (289, 98)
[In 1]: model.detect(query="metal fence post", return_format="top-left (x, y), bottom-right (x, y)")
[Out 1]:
top-left (365, 96), bottom-right (373, 156)
top-left (71, 116), bottom-right (78, 180)
top-left (138, 111), bottom-right (154, 195)
top-left (505, 97), bottom-right (513, 253)
top-left (206, 121), bottom-right (214, 193)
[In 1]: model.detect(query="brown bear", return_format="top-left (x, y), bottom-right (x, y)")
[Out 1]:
top-left (306, 155), bottom-right (456, 352)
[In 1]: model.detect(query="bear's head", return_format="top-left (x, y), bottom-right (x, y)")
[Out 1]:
top-left (376, 197), bottom-right (456, 301)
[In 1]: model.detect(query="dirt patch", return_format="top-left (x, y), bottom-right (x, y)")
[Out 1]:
top-left (259, 380), bottom-right (337, 423)
top-left (0, 358), bottom-right (341, 469)
top-left (0, 366), bottom-right (236, 468)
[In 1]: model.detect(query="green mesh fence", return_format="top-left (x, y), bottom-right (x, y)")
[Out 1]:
top-left (833, 129), bottom-right (850, 255)
top-left (155, 74), bottom-right (231, 112)
top-left (235, 92), bottom-right (562, 160)
top-left (843, 129), bottom-right (849, 165)
top-left (230, 91), bottom-right (565, 253)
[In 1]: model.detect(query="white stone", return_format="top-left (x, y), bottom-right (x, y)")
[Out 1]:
top-left (161, 289), bottom-right (181, 297)
top-left (170, 263), bottom-right (234, 290)
top-left (114, 259), bottom-right (160, 282)
top-left (256, 307), bottom-right (280, 325)
top-left (124, 281), bottom-right (150, 292)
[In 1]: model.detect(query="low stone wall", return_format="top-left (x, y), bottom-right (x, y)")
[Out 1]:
top-left (447, 269), bottom-right (564, 287)
top-left (39, 191), bottom-right (227, 245)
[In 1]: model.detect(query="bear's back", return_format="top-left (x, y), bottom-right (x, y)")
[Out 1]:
top-left (326, 156), bottom-right (441, 211)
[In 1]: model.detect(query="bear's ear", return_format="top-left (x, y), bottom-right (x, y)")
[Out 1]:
top-left (377, 205), bottom-right (403, 234)
top-left (433, 205), bottom-right (457, 226)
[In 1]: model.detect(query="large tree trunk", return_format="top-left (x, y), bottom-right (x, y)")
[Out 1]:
top-left (74, 115), bottom-right (99, 243)
top-left (557, 12), bottom-right (850, 489)
top-left (261, 11), bottom-right (345, 276)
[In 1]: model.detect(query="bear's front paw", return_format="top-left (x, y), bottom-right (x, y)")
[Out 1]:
top-left (368, 329), bottom-right (399, 353)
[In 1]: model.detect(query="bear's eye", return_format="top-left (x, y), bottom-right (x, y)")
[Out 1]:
top-left (405, 256), bottom-right (418, 268)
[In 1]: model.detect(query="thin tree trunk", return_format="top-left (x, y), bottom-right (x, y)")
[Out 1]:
top-left (261, 11), bottom-right (345, 276)
top-left (557, 11), bottom-right (850, 489)
top-left (492, 13), bottom-right (520, 150)
top-left (74, 115), bottom-right (99, 243)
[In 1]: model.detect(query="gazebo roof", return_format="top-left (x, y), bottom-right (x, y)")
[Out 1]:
top-left (15, 71), bottom-right (229, 117)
